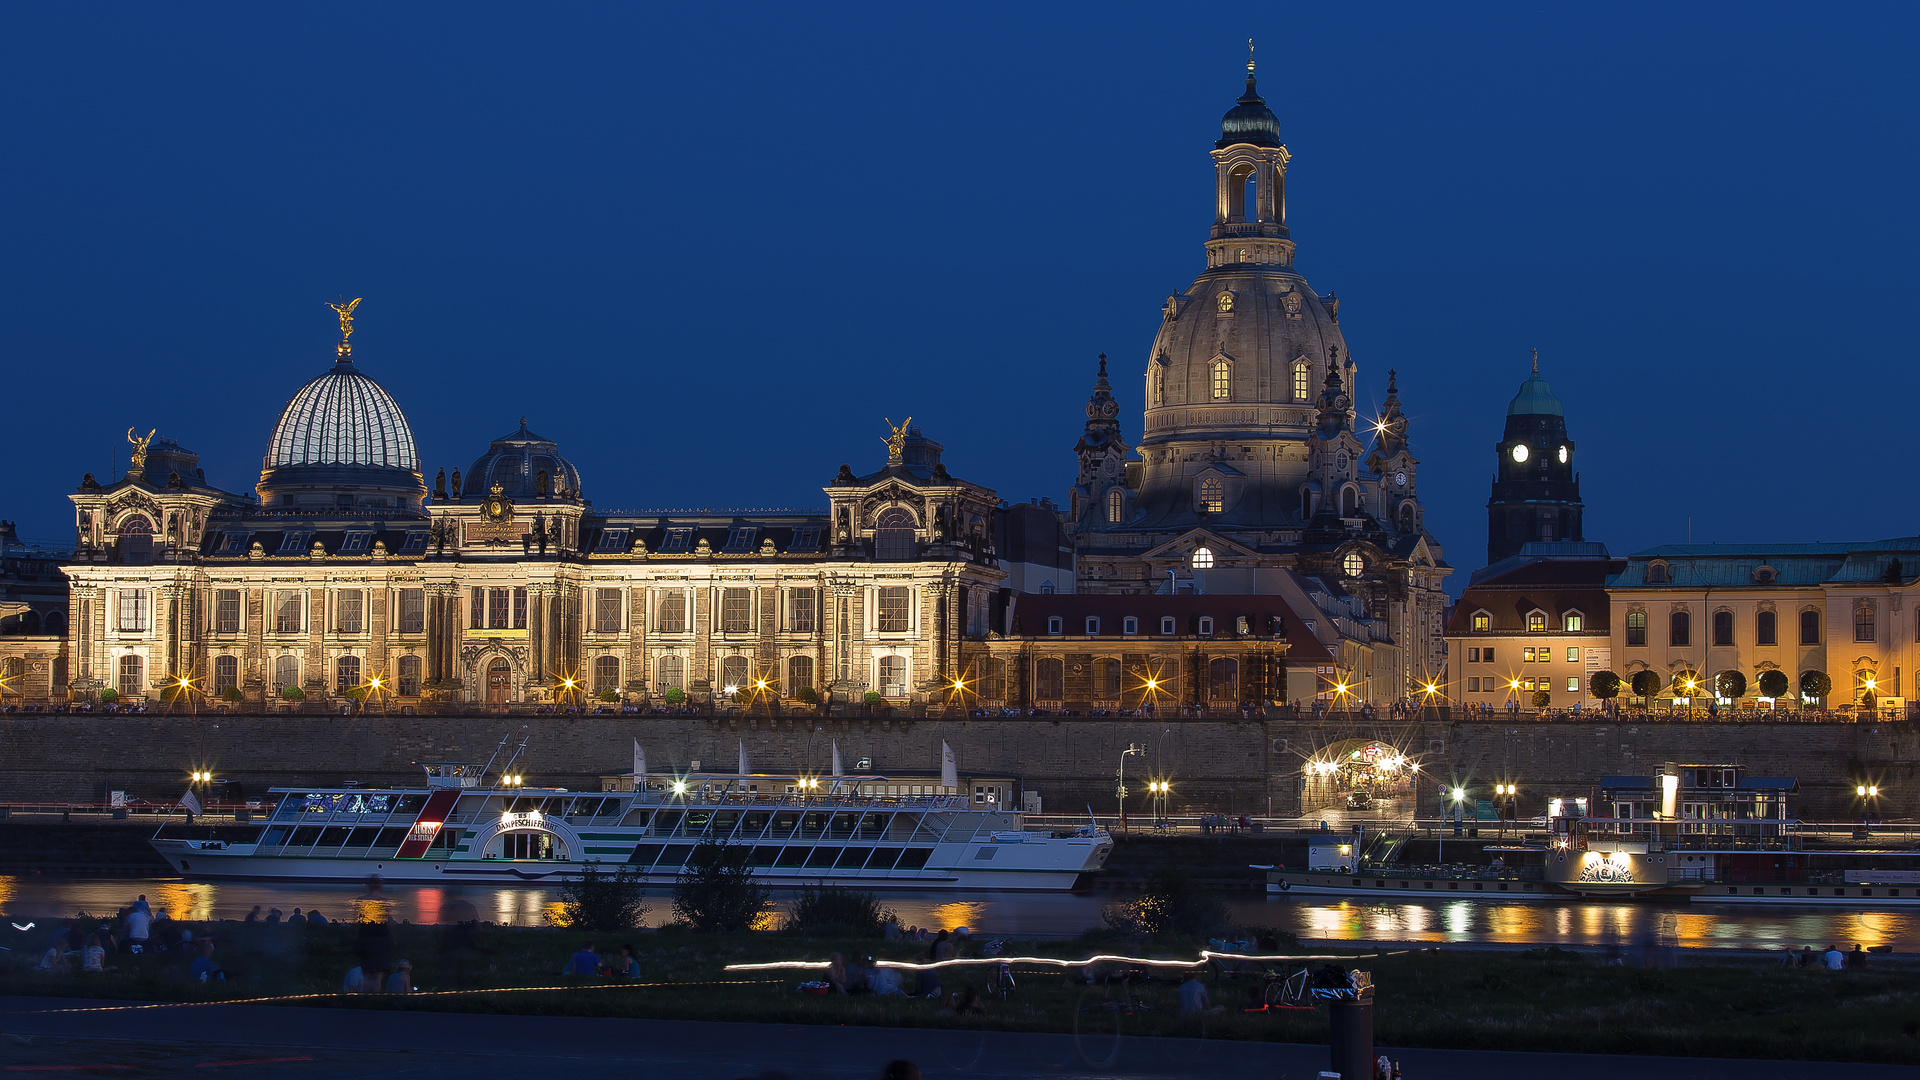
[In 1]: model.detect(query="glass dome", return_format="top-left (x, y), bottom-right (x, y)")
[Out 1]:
top-left (265, 359), bottom-right (420, 471)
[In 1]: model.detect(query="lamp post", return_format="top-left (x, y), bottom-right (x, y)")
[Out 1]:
top-left (1117, 743), bottom-right (1145, 830)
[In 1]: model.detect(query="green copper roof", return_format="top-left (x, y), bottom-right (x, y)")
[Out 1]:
top-left (1506, 372), bottom-right (1563, 417)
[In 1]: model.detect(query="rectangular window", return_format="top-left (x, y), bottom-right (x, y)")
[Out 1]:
top-left (488, 588), bottom-right (510, 630)
top-left (1483, 647), bottom-right (1494, 663)
top-left (1523, 646), bottom-right (1536, 663)
top-left (1567, 647), bottom-right (1580, 663)
top-left (1855, 607), bottom-right (1875, 643)
top-left (336, 590), bottom-right (363, 634)
top-left (1564, 612), bottom-right (1584, 632)
top-left (1800, 610), bottom-right (1820, 645)
top-left (596, 588), bottom-right (622, 633)
top-left (594, 528), bottom-right (629, 554)
top-left (400, 530), bottom-right (428, 555)
top-left (1567, 677), bottom-right (1580, 693)
top-left (1471, 613), bottom-right (1490, 632)
top-left (213, 655), bottom-right (238, 696)
top-left (1468, 677), bottom-right (1480, 692)
top-left (1466, 647), bottom-right (1479, 663)
top-left (220, 531), bottom-right (249, 555)
top-left (117, 590), bottom-right (148, 632)
top-left (514, 587), bottom-right (527, 629)
top-left (277, 530), bottom-right (312, 556)
top-left (787, 527), bottom-right (822, 553)
top-left (1713, 610), bottom-right (1734, 646)
top-left (399, 589), bottom-right (425, 634)
top-left (657, 592), bottom-right (688, 633)
top-left (339, 531), bottom-right (372, 554)
top-left (722, 527), bottom-right (758, 553)
top-left (1292, 363), bottom-right (1309, 401)
top-left (275, 591), bottom-right (303, 634)
top-left (470, 587), bottom-right (484, 629)
top-left (1160, 616), bottom-right (1176, 635)
top-left (1123, 616), bottom-right (1138, 635)
top-left (1669, 611), bottom-right (1689, 647)
top-left (1626, 610), bottom-right (1647, 646)
top-left (1085, 616), bottom-right (1100, 635)
top-left (398, 655), bottom-right (421, 696)
top-left (789, 588), bottom-right (816, 633)
top-left (659, 528), bottom-right (694, 554)
top-left (722, 588), bottom-right (754, 632)
top-left (876, 587), bottom-right (911, 633)
top-left (1756, 610), bottom-right (1776, 645)
top-left (215, 590), bottom-right (241, 634)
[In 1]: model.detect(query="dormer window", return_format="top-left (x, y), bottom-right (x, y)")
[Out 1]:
top-left (1527, 611), bottom-right (1547, 632)
top-left (1198, 616), bottom-right (1214, 637)
top-left (722, 527), bottom-right (758, 553)
top-left (659, 528), bottom-right (693, 554)
top-left (1563, 610), bottom-right (1584, 632)
top-left (1046, 616), bottom-right (1063, 635)
top-left (277, 530), bottom-right (312, 556)
top-left (787, 527), bottom-right (822, 553)
top-left (1471, 612), bottom-right (1490, 633)
top-left (595, 528), bottom-right (629, 553)
top-left (1123, 616), bottom-right (1138, 635)
top-left (1085, 616), bottom-right (1100, 635)
top-left (219, 531), bottom-right (249, 555)
top-left (1647, 561), bottom-right (1670, 585)
top-left (1160, 616), bottom-right (1176, 635)
top-left (1753, 565), bottom-right (1777, 585)
top-left (399, 530), bottom-right (428, 554)
top-left (339, 531), bottom-right (372, 554)
top-left (1235, 615), bottom-right (1250, 635)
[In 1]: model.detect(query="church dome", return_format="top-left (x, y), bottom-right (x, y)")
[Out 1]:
top-left (1506, 370), bottom-right (1564, 417)
top-left (1217, 75), bottom-right (1282, 149)
top-left (257, 357), bottom-right (426, 512)
top-left (464, 419), bottom-right (584, 500)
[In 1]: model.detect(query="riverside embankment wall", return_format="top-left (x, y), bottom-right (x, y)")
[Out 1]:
top-left (0, 714), bottom-right (1912, 822)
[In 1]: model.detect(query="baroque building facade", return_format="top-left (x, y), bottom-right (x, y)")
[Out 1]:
top-left (60, 316), bottom-right (1005, 710)
top-left (1062, 59), bottom-right (1451, 701)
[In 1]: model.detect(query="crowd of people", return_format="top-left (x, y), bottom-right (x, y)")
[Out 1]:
top-left (1787, 943), bottom-right (1876, 970)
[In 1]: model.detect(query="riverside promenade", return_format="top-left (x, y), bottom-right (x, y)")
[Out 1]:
top-left (1, 995), bottom-right (1909, 1079)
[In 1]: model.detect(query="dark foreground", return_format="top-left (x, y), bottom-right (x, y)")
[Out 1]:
top-left (2, 996), bottom-right (1914, 1080)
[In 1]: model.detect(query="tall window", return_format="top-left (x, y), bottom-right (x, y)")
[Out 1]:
top-left (1106, 489), bottom-right (1124, 523)
top-left (657, 592), bottom-right (688, 633)
top-left (337, 590), bottom-right (364, 634)
top-left (117, 654), bottom-right (143, 698)
top-left (657, 654), bottom-right (685, 690)
top-left (336, 655), bottom-right (361, 692)
top-left (1626, 611), bottom-right (1646, 646)
top-left (596, 589), bottom-right (622, 633)
top-left (982, 657), bottom-right (1007, 699)
top-left (488, 588), bottom-right (510, 630)
top-left (1198, 477), bottom-right (1223, 513)
top-left (117, 590), bottom-right (149, 632)
top-left (400, 589), bottom-right (425, 634)
top-left (275, 592), bottom-right (303, 634)
top-left (789, 588), bottom-right (816, 633)
top-left (878, 655), bottom-right (908, 698)
top-left (1855, 605), bottom-right (1876, 642)
top-left (876, 587), bottom-right (911, 633)
top-left (470, 587), bottom-right (485, 628)
top-left (273, 655), bottom-right (299, 694)
top-left (1670, 611), bottom-right (1690, 647)
top-left (787, 655), bottom-right (814, 693)
top-left (1208, 657), bottom-right (1239, 700)
top-left (1800, 609), bottom-right (1820, 645)
top-left (1211, 360), bottom-right (1231, 400)
top-left (216, 590), bottom-right (241, 634)
top-left (1712, 610), bottom-right (1733, 646)
top-left (874, 508), bottom-right (915, 561)
top-left (594, 655), bottom-right (620, 693)
top-left (721, 655), bottom-right (749, 689)
top-left (514, 587), bottom-right (527, 628)
top-left (1100, 658), bottom-right (1123, 697)
top-left (1292, 362), bottom-right (1310, 401)
top-left (722, 588), bottom-right (753, 632)
top-left (1756, 610), bottom-right (1776, 645)
top-left (398, 655), bottom-right (421, 696)
top-left (1035, 657), bottom-right (1064, 699)
top-left (118, 516), bottom-right (154, 564)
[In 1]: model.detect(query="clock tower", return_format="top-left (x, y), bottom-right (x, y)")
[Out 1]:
top-left (1486, 352), bottom-right (1583, 565)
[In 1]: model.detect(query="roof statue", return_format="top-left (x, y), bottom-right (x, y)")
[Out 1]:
top-left (883, 417), bottom-right (913, 465)
top-left (327, 296), bottom-right (362, 360)
top-left (127, 427), bottom-right (155, 473)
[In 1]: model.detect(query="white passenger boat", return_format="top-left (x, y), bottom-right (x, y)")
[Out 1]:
top-left (151, 762), bottom-right (1112, 891)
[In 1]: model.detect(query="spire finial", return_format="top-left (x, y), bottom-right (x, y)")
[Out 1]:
top-left (1097, 352), bottom-right (1107, 378)
top-left (1247, 38), bottom-right (1255, 74)
top-left (1531, 346), bottom-right (1539, 374)
top-left (327, 297), bottom-right (362, 361)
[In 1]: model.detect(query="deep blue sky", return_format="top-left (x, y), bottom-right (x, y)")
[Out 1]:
top-left (5, 4), bottom-right (1917, 586)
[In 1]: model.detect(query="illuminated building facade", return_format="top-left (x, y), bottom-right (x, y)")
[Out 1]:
top-left (1063, 60), bottom-right (1450, 700)
top-left (61, 328), bottom-right (1004, 709)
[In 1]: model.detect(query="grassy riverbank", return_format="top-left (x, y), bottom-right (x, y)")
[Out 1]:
top-left (5, 921), bottom-right (1914, 1064)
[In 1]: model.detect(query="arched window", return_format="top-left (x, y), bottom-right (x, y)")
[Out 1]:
top-left (1800, 609), bottom-right (1821, 645)
top-left (1208, 657), bottom-right (1239, 700)
top-left (1756, 610), bottom-right (1777, 645)
top-left (117, 654), bottom-right (143, 699)
top-left (1211, 361), bottom-right (1231, 400)
top-left (398, 655), bottom-right (422, 695)
top-left (1646, 561), bottom-right (1670, 584)
top-left (44, 611), bottom-right (65, 636)
top-left (1191, 546), bottom-right (1215, 569)
top-left (273, 655), bottom-right (299, 695)
top-left (118, 516), bottom-right (153, 564)
top-left (335, 655), bottom-right (361, 692)
top-left (213, 655), bottom-right (238, 696)
top-left (877, 655), bottom-right (908, 698)
top-left (1151, 369), bottom-right (1163, 407)
top-left (1292, 361), bottom-right (1310, 402)
top-left (1855, 605), bottom-right (1876, 642)
top-left (657, 654), bottom-right (685, 691)
top-left (1343, 551), bottom-right (1364, 577)
top-left (1299, 487), bottom-right (1314, 521)
top-left (1035, 657), bottom-right (1064, 699)
top-left (787, 655), bottom-right (814, 694)
top-left (720, 655), bottom-right (750, 690)
top-left (1670, 611), bottom-right (1690, 647)
top-left (594, 655), bottom-right (621, 694)
top-left (1340, 486), bottom-right (1359, 517)
top-left (1399, 503), bottom-right (1415, 532)
top-left (874, 508), bottom-right (915, 561)
top-left (1106, 489), bottom-right (1124, 524)
top-left (1099, 658), bottom-right (1123, 697)
top-left (1712, 611), bottom-right (1734, 646)
top-left (1626, 610), bottom-right (1647, 646)
top-left (1198, 478), bottom-right (1223, 513)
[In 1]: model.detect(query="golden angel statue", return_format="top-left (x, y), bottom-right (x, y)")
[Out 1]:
top-left (327, 297), bottom-right (363, 358)
top-left (882, 416), bottom-right (913, 464)
top-left (127, 427), bottom-right (156, 472)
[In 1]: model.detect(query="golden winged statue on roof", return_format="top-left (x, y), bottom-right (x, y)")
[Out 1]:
top-left (327, 297), bottom-right (363, 358)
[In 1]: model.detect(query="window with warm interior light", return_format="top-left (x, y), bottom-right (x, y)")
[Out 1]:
top-left (1527, 611), bottom-right (1547, 632)
top-left (1343, 551), bottom-right (1364, 577)
top-left (1198, 478), bottom-right (1224, 513)
top-left (1211, 360), bottom-right (1231, 399)
top-left (1292, 361), bottom-right (1310, 401)
top-left (1471, 612), bottom-right (1490, 633)
top-left (1107, 489), bottom-right (1124, 523)
top-left (1563, 611), bottom-right (1583, 632)
top-left (1192, 545), bottom-right (1215, 569)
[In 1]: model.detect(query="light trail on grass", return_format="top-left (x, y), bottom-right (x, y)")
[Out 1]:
top-left (726, 949), bottom-right (1421, 973)
top-left (22, 979), bottom-right (785, 1014)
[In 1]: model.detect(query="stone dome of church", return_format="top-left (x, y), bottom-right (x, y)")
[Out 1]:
top-left (257, 356), bottom-right (426, 512)
top-left (1217, 74), bottom-right (1282, 149)
top-left (464, 419), bottom-right (584, 500)
top-left (1506, 369), bottom-right (1564, 417)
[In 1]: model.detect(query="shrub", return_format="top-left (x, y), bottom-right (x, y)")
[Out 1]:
top-left (1101, 867), bottom-right (1229, 937)
top-left (672, 839), bottom-right (768, 932)
top-left (1715, 670), bottom-right (1747, 700)
top-left (1531, 688), bottom-right (1552, 709)
top-left (598, 688), bottom-right (619, 703)
top-left (1629, 670), bottom-right (1661, 697)
top-left (795, 686), bottom-right (819, 705)
top-left (663, 686), bottom-right (686, 705)
top-left (785, 887), bottom-right (896, 936)
top-left (220, 686), bottom-right (244, 703)
top-left (1800, 671), bottom-right (1831, 702)
top-left (1756, 669), bottom-right (1790, 698)
top-left (863, 690), bottom-right (882, 705)
top-left (97, 687), bottom-right (119, 703)
top-left (549, 860), bottom-right (649, 931)
top-left (280, 685), bottom-right (305, 701)
top-left (1589, 671), bottom-right (1620, 700)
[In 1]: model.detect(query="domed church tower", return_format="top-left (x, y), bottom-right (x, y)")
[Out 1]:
top-left (1486, 350), bottom-right (1583, 564)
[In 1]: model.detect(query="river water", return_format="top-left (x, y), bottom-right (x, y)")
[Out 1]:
top-left (3, 875), bottom-right (1914, 952)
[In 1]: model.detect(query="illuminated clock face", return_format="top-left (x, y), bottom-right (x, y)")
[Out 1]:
top-left (1557, 445), bottom-right (1569, 464)
top-left (1394, 471), bottom-right (1407, 486)
top-left (1511, 444), bottom-right (1529, 463)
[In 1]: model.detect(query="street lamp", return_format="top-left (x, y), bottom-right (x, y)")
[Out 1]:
top-left (1117, 744), bottom-right (1145, 828)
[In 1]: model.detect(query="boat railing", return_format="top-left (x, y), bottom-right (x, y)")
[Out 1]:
top-left (1348, 864), bottom-right (1545, 883)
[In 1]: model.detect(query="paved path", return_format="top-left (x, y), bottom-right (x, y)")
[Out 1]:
top-left (1, 996), bottom-right (1908, 1079)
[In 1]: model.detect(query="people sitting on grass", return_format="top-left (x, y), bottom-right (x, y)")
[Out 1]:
top-left (826, 952), bottom-right (848, 994)
top-left (287, 908), bottom-right (307, 926)
top-left (189, 940), bottom-right (225, 982)
top-left (386, 959), bottom-right (413, 993)
top-left (612, 944), bottom-right (640, 979)
top-left (342, 965), bottom-right (365, 993)
top-left (869, 962), bottom-right (905, 996)
top-left (1822, 944), bottom-right (1845, 970)
top-left (937, 986), bottom-right (983, 1016)
top-left (307, 910), bottom-right (329, 926)
top-left (567, 941), bottom-right (600, 977)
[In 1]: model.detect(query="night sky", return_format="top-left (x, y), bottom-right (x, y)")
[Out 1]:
top-left (5, 5), bottom-right (1916, 589)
